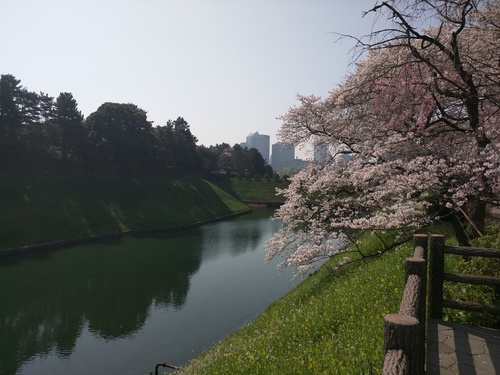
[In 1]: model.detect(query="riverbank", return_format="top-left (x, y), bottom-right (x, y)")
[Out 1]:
top-left (178, 223), bottom-right (459, 374)
top-left (178, 240), bottom-right (414, 374)
top-left (0, 174), bottom-right (249, 251)
top-left (0, 209), bottom-right (251, 256)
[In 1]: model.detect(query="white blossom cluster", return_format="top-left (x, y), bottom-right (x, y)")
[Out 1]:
top-left (266, 0), bottom-right (500, 276)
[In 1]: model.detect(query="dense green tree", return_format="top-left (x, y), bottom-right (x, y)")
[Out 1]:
top-left (248, 147), bottom-right (273, 178)
top-left (53, 92), bottom-right (86, 169)
top-left (205, 143), bottom-right (273, 178)
top-left (169, 117), bottom-right (201, 173)
top-left (227, 144), bottom-right (249, 176)
top-left (198, 145), bottom-right (219, 174)
top-left (85, 102), bottom-right (154, 175)
top-left (198, 143), bottom-right (233, 176)
top-left (38, 92), bottom-right (56, 122)
top-left (0, 74), bottom-right (23, 170)
top-left (10, 90), bottom-right (85, 174)
top-left (0, 75), bottom-right (55, 127)
top-left (18, 88), bottom-right (41, 125)
top-left (152, 123), bottom-right (176, 174)
top-left (0, 74), bottom-right (22, 129)
top-left (0, 75), bottom-right (62, 172)
top-left (216, 144), bottom-right (239, 174)
top-left (55, 92), bottom-right (83, 124)
top-left (151, 117), bottom-right (202, 176)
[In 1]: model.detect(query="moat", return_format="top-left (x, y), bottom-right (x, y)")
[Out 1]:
top-left (0, 208), bottom-right (301, 375)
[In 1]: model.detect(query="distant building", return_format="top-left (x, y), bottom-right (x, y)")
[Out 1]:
top-left (290, 157), bottom-right (308, 170)
top-left (246, 131), bottom-right (270, 163)
top-left (314, 142), bottom-right (330, 164)
top-left (314, 142), bottom-right (352, 164)
top-left (271, 142), bottom-right (308, 173)
top-left (271, 142), bottom-right (295, 172)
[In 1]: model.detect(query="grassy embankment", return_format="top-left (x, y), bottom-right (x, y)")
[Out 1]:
top-left (0, 175), bottom-right (249, 250)
top-left (213, 177), bottom-right (289, 203)
top-left (179, 223), bottom-right (459, 375)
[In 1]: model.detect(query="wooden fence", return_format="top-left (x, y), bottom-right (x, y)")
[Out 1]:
top-left (382, 234), bottom-right (428, 375)
top-left (382, 234), bottom-right (500, 375)
top-left (428, 234), bottom-right (500, 318)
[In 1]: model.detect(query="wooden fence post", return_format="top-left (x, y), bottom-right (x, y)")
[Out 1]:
top-left (383, 314), bottom-right (420, 375)
top-left (428, 235), bottom-right (445, 319)
top-left (383, 234), bottom-right (430, 374)
top-left (412, 234), bottom-right (428, 375)
top-left (413, 234), bottom-right (428, 259)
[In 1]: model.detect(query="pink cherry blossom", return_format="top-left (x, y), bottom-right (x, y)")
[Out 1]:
top-left (266, 0), bottom-right (500, 276)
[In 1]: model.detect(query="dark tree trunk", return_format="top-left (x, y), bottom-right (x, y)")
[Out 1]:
top-left (451, 212), bottom-right (470, 247)
top-left (466, 201), bottom-right (486, 238)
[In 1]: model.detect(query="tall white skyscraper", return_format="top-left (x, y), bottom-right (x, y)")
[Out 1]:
top-left (246, 132), bottom-right (270, 163)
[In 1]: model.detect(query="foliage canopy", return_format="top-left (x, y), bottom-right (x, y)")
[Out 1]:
top-left (0, 76), bottom-right (273, 178)
top-left (266, 0), bottom-right (500, 275)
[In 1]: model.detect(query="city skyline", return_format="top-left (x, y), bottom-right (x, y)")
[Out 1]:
top-left (241, 132), bottom-right (307, 171)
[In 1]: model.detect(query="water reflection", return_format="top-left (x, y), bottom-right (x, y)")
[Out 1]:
top-left (201, 219), bottom-right (264, 260)
top-left (0, 229), bottom-right (204, 375)
top-left (0, 209), bottom-right (288, 375)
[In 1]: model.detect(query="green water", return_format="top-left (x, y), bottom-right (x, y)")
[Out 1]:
top-left (0, 209), bottom-right (300, 375)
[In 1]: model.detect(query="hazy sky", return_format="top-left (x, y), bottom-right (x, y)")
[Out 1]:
top-left (1, 0), bottom-right (382, 157)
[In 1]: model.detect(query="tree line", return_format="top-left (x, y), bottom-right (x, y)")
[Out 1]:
top-left (0, 74), bottom-right (273, 178)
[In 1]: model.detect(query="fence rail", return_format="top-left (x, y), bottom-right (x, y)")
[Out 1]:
top-left (428, 235), bottom-right (500, 319)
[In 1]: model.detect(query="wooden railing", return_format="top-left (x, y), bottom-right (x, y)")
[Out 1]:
top-left (428, 234), bottom-right (500, 318)
top-left (383, 234), bottom-right (500, 375)
top-left (382, 234), bottom-right (428, 375)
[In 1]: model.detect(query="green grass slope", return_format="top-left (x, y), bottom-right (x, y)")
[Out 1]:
top-left (0, 175), bottom-right (249, 249)
top-left (179, 245), bottom-right (412, 375)
top-left (228, 178), bottom-right (289, 202)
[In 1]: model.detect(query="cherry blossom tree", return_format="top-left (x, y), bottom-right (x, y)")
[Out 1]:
top-left (266, 0), bottom-right (500, 276)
